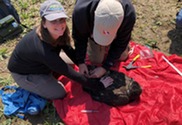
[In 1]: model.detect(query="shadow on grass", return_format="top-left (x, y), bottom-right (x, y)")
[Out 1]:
top-left (168, 28), bottom-right (182, 56)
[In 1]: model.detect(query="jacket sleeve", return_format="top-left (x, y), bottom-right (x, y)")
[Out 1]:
top-left (62, 45), bottom-right (78, 65)
top-left (41, 43), bottom-right (89, 85)
top-left (72, 7), bottom-right (90, 65)
top-left (72, 27), bottom-right (88, 65)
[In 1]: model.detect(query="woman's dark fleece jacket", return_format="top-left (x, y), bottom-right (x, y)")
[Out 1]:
top-left (8, 28), bottom-right (89, 85)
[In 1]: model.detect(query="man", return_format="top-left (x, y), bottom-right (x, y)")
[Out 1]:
top-left (72, 0), bottom-right (136, 78)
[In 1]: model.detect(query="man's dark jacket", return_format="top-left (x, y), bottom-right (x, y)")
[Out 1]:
top-left (72, 0), bottom-right (136, 70)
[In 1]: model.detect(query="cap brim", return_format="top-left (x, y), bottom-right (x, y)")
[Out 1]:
top-left (93, 27), bottom-right (116, 46)
top-left (44, 13), bottom-right (68, 21)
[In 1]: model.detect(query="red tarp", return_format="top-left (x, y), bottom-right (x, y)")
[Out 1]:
top-left (53, 42), bottom-right (182, 125)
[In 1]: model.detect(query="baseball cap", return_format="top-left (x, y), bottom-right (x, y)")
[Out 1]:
top-left (93, 0), bottom-right (124, 46)
top-left (40, 0), bottom-right (68, 21)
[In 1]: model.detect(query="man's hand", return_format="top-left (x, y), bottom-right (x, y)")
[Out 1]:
top-left (79, 63), bottom-right (89, 76)
top-left (89, 67), bottom-right (107, 78)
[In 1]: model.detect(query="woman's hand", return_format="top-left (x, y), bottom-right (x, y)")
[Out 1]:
top-left (79, 63), bottom-right (89, 76)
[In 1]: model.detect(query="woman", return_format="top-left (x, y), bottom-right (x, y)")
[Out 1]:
top-left (7, 0), bottom-right (89, 99)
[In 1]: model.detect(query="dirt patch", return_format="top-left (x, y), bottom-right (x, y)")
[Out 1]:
top-left (132, 0), bottom-right (182, 56)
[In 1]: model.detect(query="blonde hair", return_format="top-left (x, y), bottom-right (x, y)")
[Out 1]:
top-left (36, 17), bottom-right (71, 46)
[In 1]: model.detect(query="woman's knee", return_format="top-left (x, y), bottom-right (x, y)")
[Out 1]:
top-left (46, 89), bottom-right (67, 99)
top-left (41, 81), bottom-right (67, 99)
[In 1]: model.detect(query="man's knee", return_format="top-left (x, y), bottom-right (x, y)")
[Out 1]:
top-left (119, 45), bottom-right (130, 61)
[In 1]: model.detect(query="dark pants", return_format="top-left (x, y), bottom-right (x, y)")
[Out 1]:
top-left (11, 72), bottom-right (66, 99)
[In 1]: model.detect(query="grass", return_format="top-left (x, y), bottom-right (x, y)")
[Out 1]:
top-left (1, 0), bottom-right (182, 124)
